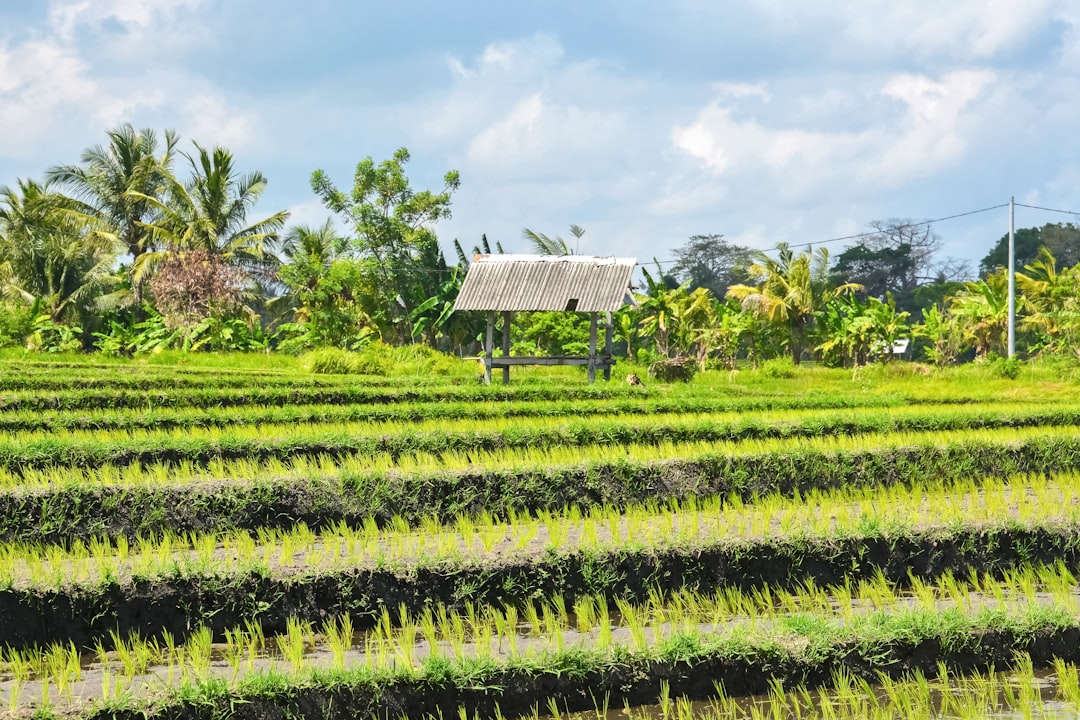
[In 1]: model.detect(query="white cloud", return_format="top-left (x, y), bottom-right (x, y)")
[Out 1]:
top-left (403, 33), bottom-right (664, 255)
top-left (177, 93), bottom-right (260, 153)
top-left (745, 0), bottom-right (1065, 61)
top-left (870, 70), bottom-right (996, 184)
top-left (49, 0), bottom-right (206, 40)
top-left (416, 34), bottom-right (571, 147)
top-left (466, 93), bottom-right (628, 176)
top-left (283, 198), bottom-right (333, 231)
top-left (672, 69), bottom-right (997, 202)
top-left (0, 0), bottom-right (257, 164)
top-left (710, 82), bottom-right (770, 101)
top-left (0, 39), bottom-right (115, 156)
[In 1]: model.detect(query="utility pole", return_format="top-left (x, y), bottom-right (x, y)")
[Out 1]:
top-left (1007, 196), bottom-right (1015, 358)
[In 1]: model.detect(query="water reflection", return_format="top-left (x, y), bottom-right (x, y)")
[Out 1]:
top-left (542, 666), bottom-right (1080, 720)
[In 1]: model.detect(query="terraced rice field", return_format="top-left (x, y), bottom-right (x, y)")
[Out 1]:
top-left (4, 358), bottom-right (1080, 719)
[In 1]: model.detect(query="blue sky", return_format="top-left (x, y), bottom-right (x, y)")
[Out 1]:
top-left (2, 0), bottom-right (1079, 276)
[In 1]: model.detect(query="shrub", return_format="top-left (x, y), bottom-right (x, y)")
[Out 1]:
top-left (759, 357), bottom-right (797, 378)
top-left (990, 356), bottom-right (1023, 379)
top-left (389, 343), bottom-right (471, 377)
top-left (648, 356), bottom-right (697, 383)
top-left (306, 348), bottom-right (364, 375)
top-left (0, 303), bottom-right (34, 348)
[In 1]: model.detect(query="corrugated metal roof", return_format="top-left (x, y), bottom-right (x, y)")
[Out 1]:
top-left (453, 254), bottom-right (637, 312)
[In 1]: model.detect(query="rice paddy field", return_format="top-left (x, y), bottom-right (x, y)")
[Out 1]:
top-left (5, 355), bottom-right (1080, 719)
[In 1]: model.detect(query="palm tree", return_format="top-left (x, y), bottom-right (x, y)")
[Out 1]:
top-left (948, 272), bottom-right (1010, 358)
top-left (0, 179), bottom-right (116, 326)
top-left (273, 220), bottom-right (351, 327)
top-left (522, 224), bottom-right (585, 255)
top-left (1015, 246), bottom-right (1076, 351)
top-left (143, 143), bottom-right (289, 281)
top-left (276, 220), bottom-right (349, 271)
top-left (727, 244), bottom-right (861, 364)
top-left (45, 124), bottom-right (178, 306)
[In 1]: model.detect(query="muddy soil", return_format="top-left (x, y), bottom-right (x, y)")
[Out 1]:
top-left (4, 590), bottom-right (1076, 718)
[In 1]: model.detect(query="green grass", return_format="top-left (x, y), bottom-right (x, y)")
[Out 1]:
top-left (0, 357), bottom-right (1078, 718)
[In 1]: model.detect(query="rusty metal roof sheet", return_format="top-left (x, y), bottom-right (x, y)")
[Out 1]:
top-left (453, 254), bottom-right (637, 312)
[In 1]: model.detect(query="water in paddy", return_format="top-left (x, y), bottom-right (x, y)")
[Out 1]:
top-left (3, 588), bottom-right (1079, 715)
top-left (544, 670), bottom-right (1079, 720)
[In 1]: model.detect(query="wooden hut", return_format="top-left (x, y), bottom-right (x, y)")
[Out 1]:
top-left (453, 254), bottom-right (637, 384)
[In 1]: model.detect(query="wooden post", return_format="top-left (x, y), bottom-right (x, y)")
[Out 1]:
top-left (501, 310), bottom-right (512, 385)
top-left (484, 312), bottom-right (494, 385)
top-left (604, 311), bottom-right (613, 381)
top-left (588, 312), bottom-right (598, 383)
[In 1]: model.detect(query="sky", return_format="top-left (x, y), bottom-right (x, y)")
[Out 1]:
top-left (2, 0), bottom-right (1080, 278)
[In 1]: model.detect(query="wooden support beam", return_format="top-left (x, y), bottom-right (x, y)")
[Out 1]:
top-left (484, 313), bottom-right (494, 385)
top-left (604, 311), bottom-right (613, 381)
top-left (501, 310), bottom-right (512, 385)
top-left (488, 356), bottom-right (614, 367)
top-left (588, 313), bottom-right (598, 384)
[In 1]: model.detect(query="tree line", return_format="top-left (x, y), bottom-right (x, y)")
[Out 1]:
top-left (2, 124), bottom-right (1079, 368)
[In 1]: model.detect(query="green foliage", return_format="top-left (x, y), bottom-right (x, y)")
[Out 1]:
top-left (387, 342), bottom-right (468, 376)
top-left (758, 357), bottom-right (797, 378)
top-left (277, 253), bottom-right (381, 353)
top-left (128, 310), bottom-right (181, 354)
top-left (948, 271), bottom-right (1009, 359)
top-left (728, 244), bottom-right (862, 364)
top-left (915, 305), bottom-right (964, 366)
top-left (522, 223), bottom-right (586, 256)
top-left (92, 306), bottom-right (264, 355)
top-left (989, 356), bottom-right (1023, 379)
top-left (310, 147), bottom-right (460, 344)
top-left (816, 293), bottom-right (911, 367)
top-left (304, 347), bottom-right (387, 375)
top-left (636, 269), bottom-right (717, 361)
top-left (303, 343), bottom-right (471, 377)
top-left (45, 123), bottom-right (179, 306)
top-left (980, 222), bottom-right (1080, 276)
top-left (512, 311), bottom-right (591, 356)
top-left (180, 315), bottom-right (267, 352)
top-left (0, 180), bottom-right (117, 331)
top-left (669, 234), bottom-right (754, 299)
top-left (306, 342), bottom-right (473, 376)
top-left (92, 320), bottom-right (136, 357)
top-left (140, 143), bottom-right (288, 272)
top-left (0, 303), bottom-right (34, 348)
top-left (26, 315), bottom-right (83, 353)
top-left (647, 357), bottom-right (697, 382)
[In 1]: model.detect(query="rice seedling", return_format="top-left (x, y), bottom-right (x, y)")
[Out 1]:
top-left (323, 614), bottom-right (353, 670)
top-left (278, 617), bottom-right (312, 673)
top-left (9, 360), bottom-right (1080, 718)
top-left (183, 626), bottom-right (213, 682)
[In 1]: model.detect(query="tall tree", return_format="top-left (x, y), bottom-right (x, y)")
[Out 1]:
top-left (45, 124), bottom-right (178, 306)
top-left (310, 147), bottom-right (459, 343)
top-left (275, 221), bottom-right (380, 350)
top-left (979, 223), bottom-right (1080, 277)
top-left (1039, 223), bottom-right (1080, 267)
top-left (1014, 246), bottom-right (1080, 354)
top-left (130, 144), bottom-right (288, 336)
top-left (145, 143), bottom-right (289, 279)
top-left (833, 219), bottom-right (967, 311)
top-left (727, 244), bottom-right (861, 364)
top-left (0, 179), bottom-right (116, 327)
top-left (669, 234), bottom-right (754, 299)
top-left (277, 220), bottom-right (349, 271)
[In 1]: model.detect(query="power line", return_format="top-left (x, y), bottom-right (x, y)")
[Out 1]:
top-left (1015, 202), bottom-right (1080, 216)
top-left (645, 202), bottom-right (1009, 266)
